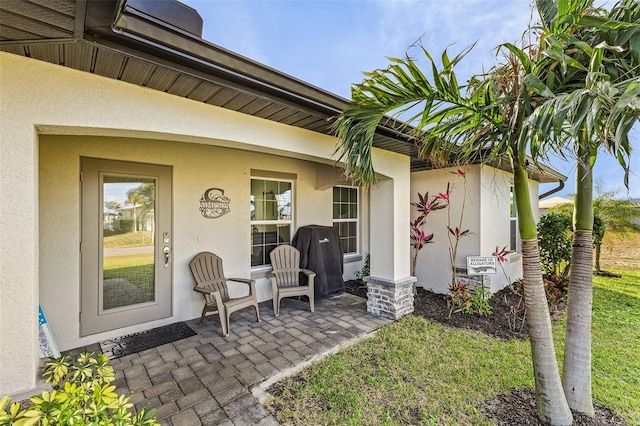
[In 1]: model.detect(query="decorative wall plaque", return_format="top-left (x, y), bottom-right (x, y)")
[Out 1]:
top-left (200, 188), bottom-right (230, 219)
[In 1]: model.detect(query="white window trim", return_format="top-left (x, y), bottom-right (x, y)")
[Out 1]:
top-left (332, 185), bottom-right (360, 256)
top-left (250, 176), bottom-right (295, 270)
top-left (510, 184), bottom-right (521, 253)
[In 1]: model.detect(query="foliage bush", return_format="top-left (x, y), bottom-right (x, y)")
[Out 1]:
top-left (0, 352), bottom-right (158, 426)
top-left (472, 285), bottom-right (493, 316)
top-left (447, 282), bottom-right (494, 317)
top-left (115, 218), bottom-right (134, 233)
top-left (537, 213), bottom-right (572, 276)
top-left (447, 282), bottom-right (473, 317)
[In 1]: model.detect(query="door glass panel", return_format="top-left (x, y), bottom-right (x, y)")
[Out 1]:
top-left (102, 176), bottom-right (156, 310)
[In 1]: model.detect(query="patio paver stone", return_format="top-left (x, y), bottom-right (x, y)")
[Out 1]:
top-left (68, 293), bottom-right (390, 425)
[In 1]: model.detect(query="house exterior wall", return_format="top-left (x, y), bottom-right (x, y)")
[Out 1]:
top-left (410, 165), bottom-right (541, 294)
top-left (479, 166), bottom-right (522, 292)
top-left (40, 136), bottom-right (367, 350)
top-left (410, 166), bottom-right (481, 293)
top-left (0, 52), bottom-right (409, 395)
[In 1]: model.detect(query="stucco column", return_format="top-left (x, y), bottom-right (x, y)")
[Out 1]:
top-left (0, 124), bottom-right (40, 395)
top-left (365, 174), bottom-right (415, 319)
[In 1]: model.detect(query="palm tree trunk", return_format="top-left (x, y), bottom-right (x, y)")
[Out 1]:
top-left (594, 242), bottom-right (601, 273)
top-left (514, 164), bottom-right (573, 425)
top-left (133, 206), bottom-right (138, 233)
top-left (563, 146), bottom-right (595, 416)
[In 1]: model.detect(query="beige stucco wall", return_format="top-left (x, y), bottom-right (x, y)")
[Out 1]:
top-left (0, 52), bottom-right (409, 396)
top-left (410, 166), bottom-right (481, 293)
top-left (410, 165), bottom-right (541, 294)
top-left (479, 166), bottom-right (522, 292)
top-left (40, 136), bottom-right (362, 350)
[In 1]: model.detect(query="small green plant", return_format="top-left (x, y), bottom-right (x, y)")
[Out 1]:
top-left (355, 253), bottom-right (370, 282)
top-left (0, 352), bottom-right (159, 426)
top-left (504, 280), bottom-right (527, 334)
top-left (472, 285), bottom-right (493, 316)
top-left (447, 282), bottom-right (473, 317)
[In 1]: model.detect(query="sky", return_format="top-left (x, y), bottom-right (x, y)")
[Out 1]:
top-left (182, 0), bottom-right (639, 199)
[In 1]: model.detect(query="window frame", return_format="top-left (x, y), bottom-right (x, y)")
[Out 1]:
top-left (250, 176), bottom-right (295, 270)
top-left (509, 184), bottom-right (520, 253)
top-left (332, 185), bottom-right (360, 257)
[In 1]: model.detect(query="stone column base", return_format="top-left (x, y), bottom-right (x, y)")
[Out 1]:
top-left (364, 276), bottom-right (417, 320)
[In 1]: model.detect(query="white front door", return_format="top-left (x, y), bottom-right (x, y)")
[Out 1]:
top-left (81, 158), bottom-right (172, 336)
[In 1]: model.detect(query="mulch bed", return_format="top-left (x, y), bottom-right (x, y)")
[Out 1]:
top-left (482, 388), bottom-right (627, 426)
top-left (343, 279), bottom-right (627, 426)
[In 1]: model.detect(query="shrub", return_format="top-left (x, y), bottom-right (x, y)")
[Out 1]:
top-left (115, 218), bottom-right (134, 233)
top-left (447, 282), bottom-right (473, 317)
top-left (355, 253), bottom-right (370, 282)
top-left (472, 285), bottom-right (493, 316)
top-left (537, 212), bottom-right (572, 276)
top-left (0, 352), bottom-right (158, 426)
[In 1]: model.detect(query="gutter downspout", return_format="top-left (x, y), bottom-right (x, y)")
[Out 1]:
top-left (539, 179), bottom-right (565, 200)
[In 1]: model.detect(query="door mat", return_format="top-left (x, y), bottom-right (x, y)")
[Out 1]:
top-left (100, 322), bottom-right (197, 359)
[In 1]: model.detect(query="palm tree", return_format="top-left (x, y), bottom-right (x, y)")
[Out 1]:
top-left (334, 27), bottom-right (576, 426)
top-left (335, 1), bottom-right (638, 421)
top-left (126, 190), bottom-right (143, 233)
top-left (524, 0), bottom-right (640, 414)
top-left (126, 183), bottom-right (156, 239)
top-left (104, 200), bottom-right (121, 214)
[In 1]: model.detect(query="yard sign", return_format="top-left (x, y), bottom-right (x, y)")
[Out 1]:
top-left (38, 305), bottom-right (60, 358)
top-left (467, 256), bottom-right (497, 275)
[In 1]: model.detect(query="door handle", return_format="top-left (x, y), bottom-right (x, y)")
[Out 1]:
top-left (163, 246), bottom-right (171, 268)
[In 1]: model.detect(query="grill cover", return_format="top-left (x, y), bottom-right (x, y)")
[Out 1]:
top-left (292, 225), bottom-right (345, 299)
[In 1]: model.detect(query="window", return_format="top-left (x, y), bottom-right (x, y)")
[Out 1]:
top-left (250, 178), bottom-right (293, 267)
top-left (332, 186), bottom-right (358, 254)
top-left (510, 185), bottom-right (519, 251)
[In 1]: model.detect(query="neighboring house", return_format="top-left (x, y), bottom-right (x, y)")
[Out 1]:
top-left (539, 196), bottom-right (573, 216)
top-left (0, 0), bottom-right (565, 396)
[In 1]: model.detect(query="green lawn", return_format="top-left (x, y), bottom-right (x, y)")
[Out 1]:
top-left (103, 253), bottom-right (154, 292)
top-left (103, 231), bottom-right (154, 248)
top-left (267, 271), bottom-right (640, 425)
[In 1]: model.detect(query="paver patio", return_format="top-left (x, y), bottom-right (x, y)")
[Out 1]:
top-left (68, 293), bottom-right (390, 425)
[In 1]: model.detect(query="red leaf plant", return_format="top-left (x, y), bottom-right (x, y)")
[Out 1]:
top-left (443, 171), bottom-right (473, 285)
top-left (410, 191), bottom-right (447, 276)
top-left (492, 245), bottom-right (511, 263)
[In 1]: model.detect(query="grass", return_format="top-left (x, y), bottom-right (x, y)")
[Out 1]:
top-left (267, 270), bottom-right (640, 425)
top-left (103, 231), bottom-right (154, 248)
top-left (103, 253), bottom-right (154, 292)
top-left (589, 271), bottom-right (640, 422)
top-left (599, 232), bottom-right (640, 272)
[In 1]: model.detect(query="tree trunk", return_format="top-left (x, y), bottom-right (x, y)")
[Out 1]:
top-left (594, 242), bottom-right (601, 273)
top-left (563, 147), bottom-right (595, 416)
top-left (514, 164), bottom-right (573, 426)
